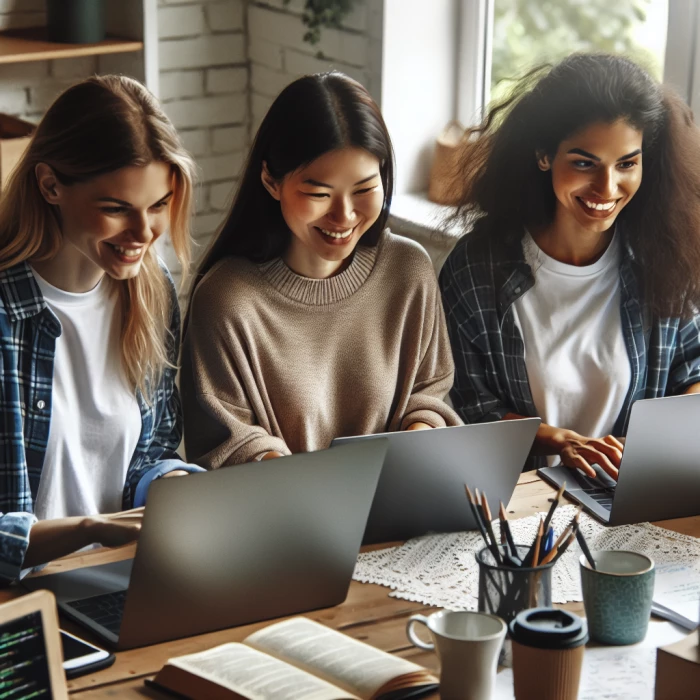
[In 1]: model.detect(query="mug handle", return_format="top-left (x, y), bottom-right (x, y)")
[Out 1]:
top-left (406, 615), bottom-right (434, 650)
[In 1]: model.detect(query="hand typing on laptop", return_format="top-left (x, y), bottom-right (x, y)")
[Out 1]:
top-left (550, 429), bottom-right (622, 481)
top-left (504, 414), bottom-right (622, 480)
top-left (23, 508), bottom-right (143, 569)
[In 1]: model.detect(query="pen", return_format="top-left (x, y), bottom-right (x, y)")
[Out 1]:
top-left (543, 527), bottom-right (554, 557)
top-left (528, 517), bottom-right (544, 567)
top-left (542, 482), bottom-right (566, 535)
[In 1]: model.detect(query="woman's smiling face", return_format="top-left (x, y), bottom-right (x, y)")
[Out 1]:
top-left (262, 146), bottom-right (384, 279)
top-left (37, 160), bottom-right (173, 284)
top-left (543, 119), bottom-right (644, 236)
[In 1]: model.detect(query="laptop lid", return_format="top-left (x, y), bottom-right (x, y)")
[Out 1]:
top-left (332, 419), bottom-right (540, 544)
top-left (24, 440), bottom-right (387, 650)
top-left (117, 439), bottom-right (387, 648)
top-left (609, 393), bottom-right (700, 525)
top-left (538, 393), bottom-right (700, 526)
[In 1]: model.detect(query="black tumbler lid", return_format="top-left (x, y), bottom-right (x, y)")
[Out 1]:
top-left (509, 608), bottom-right (588, 650)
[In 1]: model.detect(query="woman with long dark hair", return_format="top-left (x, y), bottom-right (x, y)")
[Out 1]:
top-left (182, 72), bottom-right (460, 466)
top-left (440, 53), bottom-right (700, 479)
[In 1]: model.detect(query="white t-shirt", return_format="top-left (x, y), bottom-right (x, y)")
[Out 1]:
top-left (32, 269), bottom-right (141, 521)
top-left (511, 231), bottom-right (631, 440)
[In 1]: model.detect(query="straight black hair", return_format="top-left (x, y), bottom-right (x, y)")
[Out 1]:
top-left (191, 71), bottom-right (394, 292)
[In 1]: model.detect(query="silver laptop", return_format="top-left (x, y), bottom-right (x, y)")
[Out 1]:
top-left (332, 419), bottom-right (540, 544)
top-left (538, 394), bottom-right (700, 525)
top-left (24, 440), bottom-right (387, 650)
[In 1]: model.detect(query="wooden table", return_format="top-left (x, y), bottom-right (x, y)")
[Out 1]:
top-left (11, 472), bottom-right (700, 698)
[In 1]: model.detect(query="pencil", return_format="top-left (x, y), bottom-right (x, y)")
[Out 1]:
top-left (539, 526), bottom-right (570, 565)
top-left (480, 492), bottom-right (503, 564)
top-left (548, 524), bottom-right (573, 558)
top-left (465, 484), bottom-right (490, 549)
top-left (531, 517), bottom-right (544, 567)
top-left (466, 486), bottom-right (506, 599)
top-left (549, 531), bottom-right (577, 564)
top-left (575, 528), bottom-right (597, 570)
top-left (568, 505), bottom-right (583, 530)
top-left (542, 481), bottom-right (566, 534)
top-left (475, 488), bottom-right (503, 564)
top-left (499, 501), bottom-right (517, 556)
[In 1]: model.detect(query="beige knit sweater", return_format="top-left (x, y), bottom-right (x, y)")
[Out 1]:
top-left (181, 230), bottom-right (461, 467)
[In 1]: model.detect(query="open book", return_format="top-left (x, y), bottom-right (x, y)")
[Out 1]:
top-left (148, 617), bottom-right (438, 700)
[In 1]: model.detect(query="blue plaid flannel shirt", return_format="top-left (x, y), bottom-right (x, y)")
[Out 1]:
top-left (0, 261), bottom-right (198, 582)
top-left (440, 225), bottom-right (700, 468)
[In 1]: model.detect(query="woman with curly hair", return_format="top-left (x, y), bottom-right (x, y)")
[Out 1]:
top-left (440, 53), bottom-right (700, 479)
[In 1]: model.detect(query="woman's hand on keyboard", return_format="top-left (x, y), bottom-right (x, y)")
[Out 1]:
top-left (86, 508), bottom-right (143, 548)
top-left (554, 431), bottom-right (623, 481)
top-left (503, 414), bottom-right (623, 480)
top-left (24, 509), bottom-right (143, 569)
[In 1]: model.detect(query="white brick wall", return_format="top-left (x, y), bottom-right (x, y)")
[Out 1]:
top-left (158, 4), bottom-right (207, 38)
top-left (158, 0), bottom-right (248, 296)
top-left (166, 0), bottom-right (375, 297)
top-left (0, 0), bottom-right (376, 301)
top-left (248, 1), bottom-right (376, 134)
top-left (0, 3), bottom-right (152, 123)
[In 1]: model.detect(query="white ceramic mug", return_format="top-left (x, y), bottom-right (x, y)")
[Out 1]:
top-left (406, 610), bottom-right (506, 700)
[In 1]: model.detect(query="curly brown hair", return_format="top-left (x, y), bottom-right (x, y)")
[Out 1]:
top-left (450, 53), bottom-right (700, 319)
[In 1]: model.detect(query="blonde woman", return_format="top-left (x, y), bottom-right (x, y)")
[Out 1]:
top-left (0, 75), bottom-right (199, 582)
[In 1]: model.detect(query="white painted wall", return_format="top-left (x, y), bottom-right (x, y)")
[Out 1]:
top-left (380, 0), bottom-right (458, 194)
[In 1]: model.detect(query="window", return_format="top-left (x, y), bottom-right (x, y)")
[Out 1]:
top-left (381, 0), bottom-right (699, 197)
top-left (458, 0), bottom-right (698, 126)
top-left (491, 0), bottom-right (668, 102)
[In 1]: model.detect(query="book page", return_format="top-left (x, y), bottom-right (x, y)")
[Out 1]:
top-left (169, 643), bottom-right (357, 700)
top-left (245, 618), bottom-right (431, 700)
top-left (654, 563), bottom-right (700, 626)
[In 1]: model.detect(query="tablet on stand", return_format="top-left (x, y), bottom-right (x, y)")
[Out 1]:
top-left (0, 589), bottom-right (68, 699)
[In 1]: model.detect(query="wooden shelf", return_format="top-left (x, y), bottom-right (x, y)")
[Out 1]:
top-left (0, 27), bottom-right (142, 65)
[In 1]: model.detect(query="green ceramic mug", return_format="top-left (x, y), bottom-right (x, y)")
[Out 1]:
top-left (580, 550), bottom-right (655, 645)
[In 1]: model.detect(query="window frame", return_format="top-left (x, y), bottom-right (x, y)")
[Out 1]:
top-left (380, 0), bottom-right (700, 199)
top-left (458, 0), bottom-right (700, 123)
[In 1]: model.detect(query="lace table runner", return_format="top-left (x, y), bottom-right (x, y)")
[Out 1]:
top-left (353, 505), bottom-right (700, 609)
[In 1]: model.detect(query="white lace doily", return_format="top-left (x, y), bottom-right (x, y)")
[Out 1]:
top-left (353, 505), bottom-right (700, 609)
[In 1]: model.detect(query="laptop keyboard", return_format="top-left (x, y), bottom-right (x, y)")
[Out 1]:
top-left (570, 464), bottom-right (617, 511)
top-left (67, 589), bottom-right (127, 635)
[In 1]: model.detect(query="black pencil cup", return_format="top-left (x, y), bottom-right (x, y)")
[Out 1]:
top-left (47, 0), bottom-right (105, 44)
top-left (476, 545), bottom-right (554, 626)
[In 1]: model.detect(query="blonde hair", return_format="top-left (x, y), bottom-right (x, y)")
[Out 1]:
top-left (0, 74), bottom-right (195, 398)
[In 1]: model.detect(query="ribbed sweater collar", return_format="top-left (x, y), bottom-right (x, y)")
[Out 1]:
top-left (258, 243), bottom-right (379, 305)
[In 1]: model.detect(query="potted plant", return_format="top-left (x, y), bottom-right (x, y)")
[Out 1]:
top-left (283, 0), bottom-right (358, 45)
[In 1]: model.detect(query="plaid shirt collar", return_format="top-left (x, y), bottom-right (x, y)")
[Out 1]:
top-left (494, 227), bottom-right (640, 308)
top-left (0, 261), bottom-right (60, 330)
